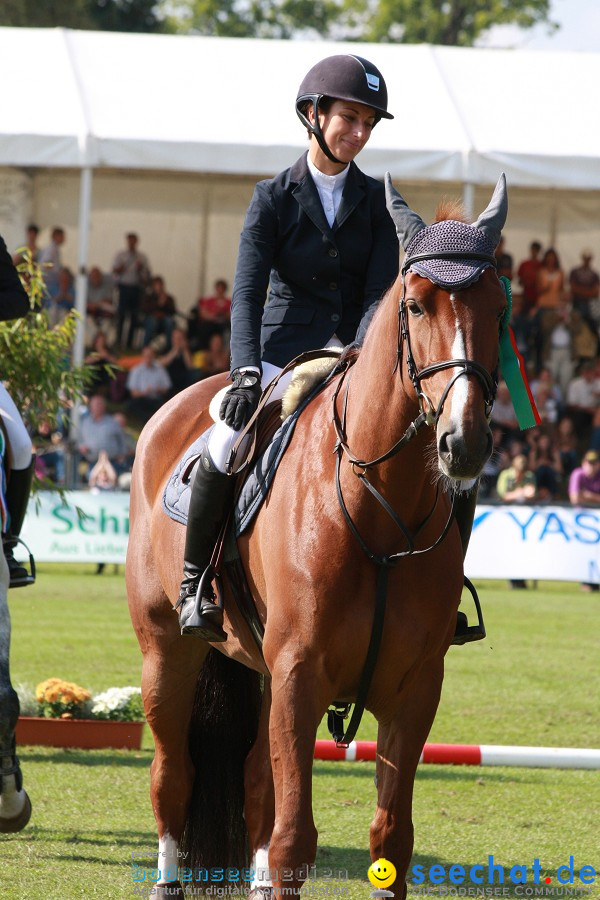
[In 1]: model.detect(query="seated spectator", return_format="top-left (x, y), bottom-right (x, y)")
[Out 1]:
top-left (159, 328), bottom-right (203, 395)
top-left (530, 367), bottom-right (563, 415)
top-left (125, 345), bottom-right (172, 424)
top-left (44, 266), bottom-right (75, 327)
top-left (478, 425), bottom-right (510, 499)
top-left (194, 331), bottom-right (230, 378)
top-left (142, 275), bottom-right (177, 349)
top-left (556, 416), bottom-right (580, 480)
top-left (568, 449), bottom-right (600, 505)
top-left (565, 361), bottom-right (598, 443)
top-left (496, 453), bottom-right (537, 503)
top-left (491, 381), bottom-right (520, 447)
top-left (528, 431), bottom-right (563, 501)
top-left (507, 291), bottom-right (535, 366)
top-left (89, 450), bottom-right (118, 491)
top-left (189, 278), bottom-right (231, 349)
top-left (87, 266), bottom-right (116, 340)
top-left (112, 412), bottom-right (137, 471)
top-left (77, 395), bottom-right (129, 477)
top-left (32, 419), bottom-right (66, 485)
top-left (84, 331), bottom-right (120, 398)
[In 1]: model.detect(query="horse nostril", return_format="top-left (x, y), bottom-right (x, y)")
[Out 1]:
top-left (438, 432), bottom-right (449, 456)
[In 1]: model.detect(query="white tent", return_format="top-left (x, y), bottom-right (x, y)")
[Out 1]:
top-left (0, 28), bottom-right (599, 360)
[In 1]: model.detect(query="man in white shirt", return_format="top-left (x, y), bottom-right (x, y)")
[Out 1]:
top-left (126, 346), bottom-right (171, 424)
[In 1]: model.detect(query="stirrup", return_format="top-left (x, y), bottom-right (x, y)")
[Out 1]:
top-left (176, 568), bottom-right (227, 642)
top-left (3, 536), bottom-right (36, 588)
top-left (451, 577), bottom-right (486, 646)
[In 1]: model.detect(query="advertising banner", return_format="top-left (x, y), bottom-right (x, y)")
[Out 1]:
top-left (20, 493), bottom-right (600, 584)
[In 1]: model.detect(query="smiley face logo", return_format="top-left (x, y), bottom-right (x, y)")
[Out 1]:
top-left (368, 858), bottom-right (397, 889)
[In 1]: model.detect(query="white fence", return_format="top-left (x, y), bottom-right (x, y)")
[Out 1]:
top-left (21, 492), bottom-right (600, 584)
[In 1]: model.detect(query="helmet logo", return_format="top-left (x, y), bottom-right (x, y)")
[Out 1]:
top-left (366, 73), bottom-right (380, 92)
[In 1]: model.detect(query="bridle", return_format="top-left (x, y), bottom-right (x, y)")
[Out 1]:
top-left (398, 250), bottom-right (499, 427)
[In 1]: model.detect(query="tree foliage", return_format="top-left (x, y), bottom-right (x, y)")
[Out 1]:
top-left (343, 0), bottom-right (556, 45)
top-left (0, 252), bottom-right (96, 437)
top-left (0, 0), bottom-right (167, 33)
top-left (166, 0), bottom-right (556, 45)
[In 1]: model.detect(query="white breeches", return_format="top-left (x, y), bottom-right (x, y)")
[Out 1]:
top-left (207, 338), bottom-right (344, 473)
top-left (0, 384), bottom-right (32, 470)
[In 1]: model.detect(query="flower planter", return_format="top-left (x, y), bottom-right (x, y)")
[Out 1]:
top-left (16, 716), bottom-right (144, 750)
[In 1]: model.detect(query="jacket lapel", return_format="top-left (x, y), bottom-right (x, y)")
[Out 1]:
top-left (334, 162), bottom-right (365, 231)
top-left (290, 154), bottom-right (334, 238)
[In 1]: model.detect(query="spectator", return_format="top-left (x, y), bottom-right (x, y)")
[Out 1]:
top-left (39, 227), bottom-right (66, 298)
top-left (517, 240), bottom-right (542, 313)
top-left (568, 449), bottom-right (600, 591)
top-left (565, 361), bottom-right (598, 441)
top-left (112, 412), bottom-right (137, 472)
top-left (535, 247), bottom-right (565, 313)
top-left (190, 278), bottom-right (231, 349)
top-left (478, 425), bottom-right (510, 499)
top-left (77, 395), bottom-right (129, 476)
top-left (125, 345), bottom-right (172, 424)
top-left (159, 327), bottom-right (202, 394)
top-left (84, 331), bottom-right (120, 398)
top-left (496, 452), bottom-right (537, 589)
top-left (32, 419), bottom-right (66, 485)
top-left (13, 223), bottom-right (40, 265)
top-left (507, 291), bottom-right (535, 366)
top-left (142, 275), bottom-right (177, 349)
top-left (112, 232), bottom-right (151, 350)
top-left (196, 331), bottom-right (230, 378)
top-left (530, 367), bottom-right (563, 423)
top-left (86, 266), bottom-right (115, 340)
top-left (569, 249), bottom-right (599, 334)
top-left (491, 381), bottom-right (520, 447)
top-left (44, 266), bottom-right (75, 327)
top-left (528, 431), bottom-right (562, 501)
top-left (89, 449), bottom-right (118, 491)
top-left (556, 416), bottom-right (580, 480)
top-left (495, 236), bottom-right (513, 281)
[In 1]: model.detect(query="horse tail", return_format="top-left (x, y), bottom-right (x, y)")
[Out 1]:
top-left (181, 648), bottom-right (262, 874)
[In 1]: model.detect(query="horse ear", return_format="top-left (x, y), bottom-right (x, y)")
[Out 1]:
top-left (385, 173), bottom-right (426, 249)
top-left (473, 173), bottom-right (508, 248)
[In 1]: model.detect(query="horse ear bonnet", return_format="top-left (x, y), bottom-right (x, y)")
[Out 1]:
top-left (386, 173), bottom-right (508, 290)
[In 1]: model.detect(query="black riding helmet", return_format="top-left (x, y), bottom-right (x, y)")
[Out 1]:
top-left (296, 54), bottom-right (393, 165)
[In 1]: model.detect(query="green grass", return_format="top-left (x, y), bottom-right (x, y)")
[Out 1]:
top-left (1, 567), bottom-right (599, 899)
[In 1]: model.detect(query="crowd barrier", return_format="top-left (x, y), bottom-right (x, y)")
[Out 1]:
top-left (20, 492), bottom-right (600, 584)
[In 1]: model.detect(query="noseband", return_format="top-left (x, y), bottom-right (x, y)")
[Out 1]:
top-left (398, 250), bottom-right (499, 425)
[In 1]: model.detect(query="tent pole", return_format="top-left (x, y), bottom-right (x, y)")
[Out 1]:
top-left (463, 181), bottom-right (474, 221)
top-left (73, 165), bottom-right (93, 368)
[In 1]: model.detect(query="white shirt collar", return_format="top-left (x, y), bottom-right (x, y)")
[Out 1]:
top-left (306, 152), bottom-right (350, 191)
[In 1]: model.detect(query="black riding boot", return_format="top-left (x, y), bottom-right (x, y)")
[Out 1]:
top-left (176, 448), bottom-right (235, 640)
top-left (452, 484), bottom-right (485, 645)
top-left (3, 456), bottom-right (35, 588)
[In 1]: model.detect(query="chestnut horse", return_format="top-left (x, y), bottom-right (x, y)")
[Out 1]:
top-left (127, 176), bottom-right (508, 899)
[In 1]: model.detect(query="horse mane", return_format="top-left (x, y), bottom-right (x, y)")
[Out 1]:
top-left (433, 199), bottom-right (468, 223)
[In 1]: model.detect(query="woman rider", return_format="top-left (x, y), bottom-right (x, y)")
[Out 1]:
top-left (176, 54), bottom-right (483, 646)
top-left (0, 235), bottom-right (36, 586)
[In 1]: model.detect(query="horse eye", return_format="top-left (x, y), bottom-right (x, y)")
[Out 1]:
top-left (407, 301), bottom-right (423, 317)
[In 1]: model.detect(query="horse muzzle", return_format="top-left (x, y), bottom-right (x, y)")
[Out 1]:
top-left (437, 420), bottom-right (493, 480)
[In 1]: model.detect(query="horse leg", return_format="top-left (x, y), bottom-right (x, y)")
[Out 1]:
top-left (141, 639), bottom-right (208, 896)
top-left (370, 659), bottom-right (445, 899)
top-left (267, 659), bottom-right (326, 893)
top-left (244, 679), bottom-right (275, 896)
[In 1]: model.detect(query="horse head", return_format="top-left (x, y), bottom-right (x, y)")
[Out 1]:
top-left (386, 174), bottom-right (508, 483)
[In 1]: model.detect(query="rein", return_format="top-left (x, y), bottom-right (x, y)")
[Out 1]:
top-left (328, 249), bottom-right (499, 748)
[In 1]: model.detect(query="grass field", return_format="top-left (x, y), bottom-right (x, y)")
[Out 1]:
top-left (1, 565), bottom-right (599, 900)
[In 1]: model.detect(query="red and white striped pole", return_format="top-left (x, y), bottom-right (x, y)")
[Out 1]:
top-left (313, 740), bottom-right (600, 769)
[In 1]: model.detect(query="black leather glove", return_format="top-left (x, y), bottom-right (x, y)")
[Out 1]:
top-left (219, 369), bottom-right (262, 431)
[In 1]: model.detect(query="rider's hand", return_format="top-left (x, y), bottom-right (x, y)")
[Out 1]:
top-left (219, 369), bottom-right (262, 431)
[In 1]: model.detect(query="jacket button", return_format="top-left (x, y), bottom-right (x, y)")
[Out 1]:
top-left (312, 276), bottom-right (317, 281)
top-left (328, 248), bottom-right (338, 258)
top-left (331, 313), bottom-right (340, 322)
top-left (329, 282), bottom-right (337, 290)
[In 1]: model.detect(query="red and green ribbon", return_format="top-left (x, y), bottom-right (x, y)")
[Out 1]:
top-left (498, 276), bottom-right (541, 430)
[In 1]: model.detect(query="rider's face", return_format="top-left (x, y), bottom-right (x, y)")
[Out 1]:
top-left (309, 99), bottom-right (377, 170)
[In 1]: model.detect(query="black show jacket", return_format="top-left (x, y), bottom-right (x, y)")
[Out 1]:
top-left (230, 154), bottom-right (399, 372)
top-left (0, 236), bottom-right (29, 321)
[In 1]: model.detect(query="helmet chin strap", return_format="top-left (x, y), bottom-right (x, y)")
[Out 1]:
top-left (307, 98), bottom-right (343, 165)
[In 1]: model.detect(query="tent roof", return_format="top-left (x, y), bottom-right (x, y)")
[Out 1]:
top-left (0, 28), bottom-right (598, 188)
